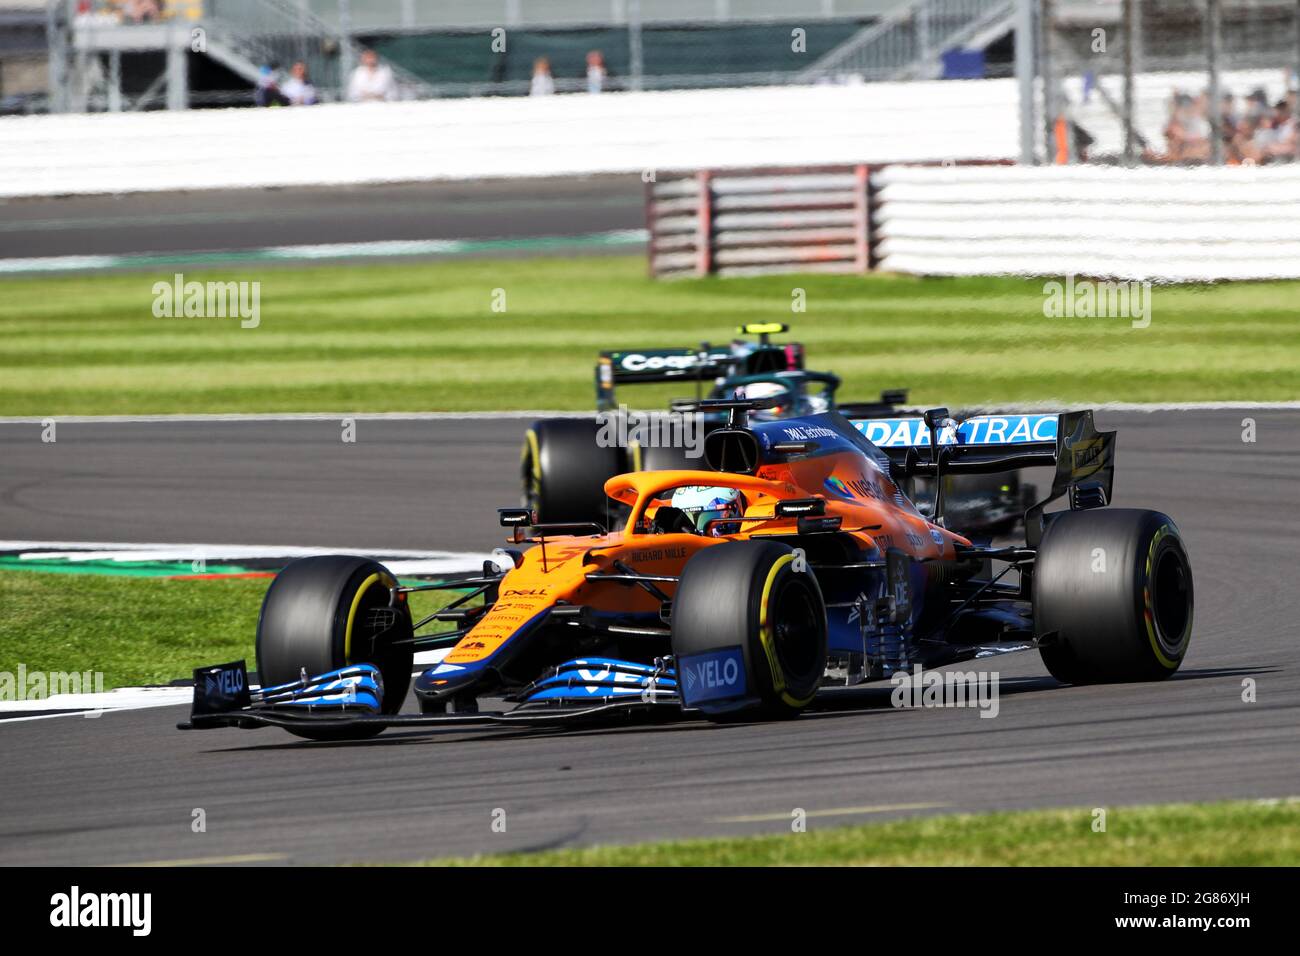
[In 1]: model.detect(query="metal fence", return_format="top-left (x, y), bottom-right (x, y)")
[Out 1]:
top-left (298, 0), bottom-right (900, 32)
top-left (798, 0), bottom-right (1015, 82)
top-left (1034, 0), bottom-right (1300, 166)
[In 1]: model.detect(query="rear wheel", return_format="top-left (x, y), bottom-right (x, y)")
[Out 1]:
top-left (522, 418), bottom-right (626, 526)
top-left (1035, 509), bottom-right (1193, 684)
top-left (256, 555), bottom-right (414, 740)
top-left (636, 421), bottom-right (718, 472)
top-left (639, 443), bottom-right (695, 471)
top-left (672, 541), bottom-right (827, 721)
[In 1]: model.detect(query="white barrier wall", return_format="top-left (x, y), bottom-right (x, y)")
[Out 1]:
top-left (873, 164), bottom-right (1300, 282)
top-left (0, 81), bottom-right (1020, 198)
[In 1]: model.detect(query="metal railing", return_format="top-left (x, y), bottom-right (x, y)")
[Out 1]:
top-left (797, 0), bottom-right (1014, 82)
top-left (204, 0), bottom-right (432, 97)
top-left (293, 0), bottom-right (899, 32)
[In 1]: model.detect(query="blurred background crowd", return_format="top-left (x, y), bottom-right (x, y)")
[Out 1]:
top-left (1153, 85), bottom-right (1297, 164)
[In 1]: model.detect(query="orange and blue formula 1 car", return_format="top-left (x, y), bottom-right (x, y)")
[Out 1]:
top-left (180, 399), bottom-right (1194, 740)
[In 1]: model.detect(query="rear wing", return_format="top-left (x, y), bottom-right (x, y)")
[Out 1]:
top-left (849, 410), bottom-right (1116, 545)
top-left (852, 413), bottom-right (1061, 461)
top-left (595, 325), bottom-right (805, 410)
top-left (596, 347), bottom-right (734, 409)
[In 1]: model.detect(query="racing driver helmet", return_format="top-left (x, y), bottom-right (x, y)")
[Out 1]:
top-left (670, 485), bottom-right (745, 535)
top-left (734, 381), bottom-right (790, 420)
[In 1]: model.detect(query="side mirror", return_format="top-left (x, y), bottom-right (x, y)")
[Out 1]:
top-left (498, 508), bottom-right (533, 527)
top-left (774, 498), bottom-right (826, 517)
top-left (485, 548), bottom-right (524, 573)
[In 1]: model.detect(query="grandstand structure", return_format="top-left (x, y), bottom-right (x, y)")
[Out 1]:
top-left (40, 0), bottom-right (435, 111)
top-left (25, 0), bottom-right (1013, 110)
top-left (3, 0), bottom-right (1297, 175)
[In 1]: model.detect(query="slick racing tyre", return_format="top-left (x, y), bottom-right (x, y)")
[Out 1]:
top-left (1034, 509), bottom-right (1193, 684)
top-left (639, 443), bottom-right (695, 471)
top-left (636, 420), bottom-right (718, 472)
top-left (672, 541), bottom-right (827, 721)
top-left (256, 555), bottom-right (414, 740)
top-left (522, 418), bottom-right (625, 527)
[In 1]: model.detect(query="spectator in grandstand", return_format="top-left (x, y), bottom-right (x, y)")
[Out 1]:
top-left (1249, 112), bottom-right (1275, 153)
top-left (347, 49), bottom-right (397, 103)
top-left (1226, 113), bottom-right (1256, 164)
top-left (125, 0), bottom-right (161, 22)
top-left (254, 64), bottom-right (288, 108)
top-left (1220, 92), bottom-right (1239, 132)
top-left (281, 61), bottom-right (318, 106)
top-left (1245, 88), bottom-right (1271, 123)
top-left (1159, 92), bottom-right (1190, 162)
top-left (530, 57), bottom-right (556, 96)
top-left (586, 50), bottom-right (608, 94)
top-left (1184, 92), bottom-right (1212, 160)
top-left (1267, 98), bottom-right (1298, 159)
top-left (1154, 91), bottom-right (1211, 163)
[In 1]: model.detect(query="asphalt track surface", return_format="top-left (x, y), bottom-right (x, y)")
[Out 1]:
top-left (0, 176), bottom-right (644, 260)
top-left (1, 410), bottom-right (1298, 865)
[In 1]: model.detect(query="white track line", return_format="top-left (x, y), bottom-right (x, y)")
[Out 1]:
top-left (0, 687), bottom-right (192, 721)
top-left (0, 650), bottom-right (452, 721)
top-left (0, 230), bottom-right (649, 275)
top-left (0, 541), bottom-right (494, 572)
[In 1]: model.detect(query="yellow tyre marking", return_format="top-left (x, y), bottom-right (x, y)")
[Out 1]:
top-left (523, 429), bottom-right (541, 481)
top-left (344, 572), bottom-right (390, 663)
top-left (757, 553), bottom-right (817, 708)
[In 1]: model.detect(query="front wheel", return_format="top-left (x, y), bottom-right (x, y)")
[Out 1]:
top-left (256, 555), bottom-right (414, 740)
top-left (672, 541), bottom-right (827, 721)
top-left (1035, 509), bottom-right (1193, 684)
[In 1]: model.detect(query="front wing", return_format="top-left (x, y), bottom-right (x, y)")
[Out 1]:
top-left (178, 658), bottom-right (682, 734)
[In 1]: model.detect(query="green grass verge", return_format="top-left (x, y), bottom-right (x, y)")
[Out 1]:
top-left (3, 257), bottom-right (1299, 415)
top-left (0, 570), bottom-right (456, 688)
top-left (414, 799), bottom-right (1300, 866)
